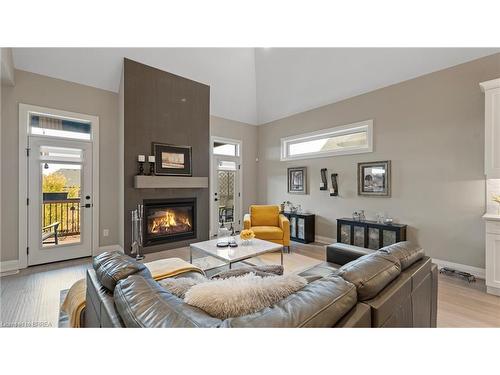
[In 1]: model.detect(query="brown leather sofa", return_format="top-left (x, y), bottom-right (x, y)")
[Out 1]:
top-left (83, 241), bottom-right (437, 328)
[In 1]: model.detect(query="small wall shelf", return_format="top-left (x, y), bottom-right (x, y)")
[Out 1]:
top-left (134, 175), bottom-right (208, 189)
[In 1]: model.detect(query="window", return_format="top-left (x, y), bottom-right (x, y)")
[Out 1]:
top-left (213, 141), bottom-right (239, 156)
top-left (280, 120), bottom-right (373, 160)
top-left (30, 113), bottom-right (91, 140)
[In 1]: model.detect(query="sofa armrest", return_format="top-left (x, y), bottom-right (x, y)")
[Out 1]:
top-left (278, 214), bottom-right (290, 246)
top-left (243, 214), bottom-right (251, 230)
top-left (326, 243), bottom-right (375, 266)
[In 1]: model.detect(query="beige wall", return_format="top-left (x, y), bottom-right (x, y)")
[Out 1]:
top-left (1, 69), bottom-right (120, 262)
top-left (257, 53), bottom-right (500, 269)
top-left (210, 115), bottom-right (259, 216)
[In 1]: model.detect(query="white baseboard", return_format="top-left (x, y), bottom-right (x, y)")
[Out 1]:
top-left (432, 258), bottom-right (485, 279)
top-left (94, 244), bottom-right (124, 256)
top-left (314, 235), bottom-right (335, 244)
top-left (0, 260), bottom-right (20, 274)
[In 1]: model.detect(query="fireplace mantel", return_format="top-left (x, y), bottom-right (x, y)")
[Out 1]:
top-left (134, 175), bottom-right (208, 189)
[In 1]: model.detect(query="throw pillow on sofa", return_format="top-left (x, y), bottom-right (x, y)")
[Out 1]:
top-left (158, 277), bottom-right (207, 299)
top-left (184, 273), bottom-right (307, 319)
top-left (211, 265), bottom-right (284, 280)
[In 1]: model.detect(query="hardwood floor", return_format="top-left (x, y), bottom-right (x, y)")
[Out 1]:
top-left (1, 242), bottom-right (499, 327)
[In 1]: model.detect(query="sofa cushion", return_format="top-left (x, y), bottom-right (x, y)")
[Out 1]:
top-left (378, 241), bottom-right (424, 270)
top-left (250, 205), bottom-right (280, 226)
top-left (251, 226), bottom-right (283, 240)
top-left (93, 251), bottom-right (151, 292)
top-left (114, 275), bottom-right (222, 328)
top-left (220, 276), bottom-right (357, 327)
top-left (337, 252), bottom-right (401, 301)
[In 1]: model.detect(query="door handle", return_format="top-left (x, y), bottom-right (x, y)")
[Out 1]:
top-left (81, 203), bottom-right (93, 208)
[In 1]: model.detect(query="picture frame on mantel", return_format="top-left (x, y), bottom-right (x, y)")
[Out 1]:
top-left (358, 160), bottom-right (391, 197)
top-left (287, 167), bottom-right (307, 194)
top-left (152, 142), bottom-right (192, 176)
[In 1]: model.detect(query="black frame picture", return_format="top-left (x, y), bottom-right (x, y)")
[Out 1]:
top-left (287, 167), bottom-right (307, 194)
top-left (358, 160), bottom-right (391, 197)
top-left (152, 143), bottom-right (192, 176)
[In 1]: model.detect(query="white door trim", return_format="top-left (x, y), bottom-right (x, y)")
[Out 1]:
top-left (18, 103), bottom-right (99, 269)
top-left (209, 136), bottom-right (243, 236)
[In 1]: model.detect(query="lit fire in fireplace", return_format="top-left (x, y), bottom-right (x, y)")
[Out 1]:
top-left (148, 209), bottom-right (192, 235)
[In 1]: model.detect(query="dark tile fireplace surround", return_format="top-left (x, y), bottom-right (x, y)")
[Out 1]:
top-left (123, 59), bottom-right (210, 255)
top-left (143, 198), bottom-right (197, 247)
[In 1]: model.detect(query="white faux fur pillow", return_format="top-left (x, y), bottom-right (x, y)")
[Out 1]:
top-left (184, 273), bottom-right (307, 320)
top-left (159, 277), bottom-right (206, 299)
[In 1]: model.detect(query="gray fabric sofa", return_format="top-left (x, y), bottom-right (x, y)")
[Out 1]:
top-left (83, 241), bottom-right (437, 328)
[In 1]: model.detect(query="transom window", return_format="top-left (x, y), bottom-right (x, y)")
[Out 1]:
top-left (213, 141), bottom-right (240, 157)
top-left (30, 113), bottom-right (91, 140)
top-left (280, 120), bottom-right (373, 161)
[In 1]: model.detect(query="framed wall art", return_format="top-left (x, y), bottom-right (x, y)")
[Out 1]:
top-left (358, 160), bottom-right (391, 197)
top-left (287, 167), bottom-right (307, 194)
top-left (152, 143), bottom-right (192, 176)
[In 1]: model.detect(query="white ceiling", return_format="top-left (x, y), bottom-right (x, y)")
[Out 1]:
top-left (12, 48), bottom-right (500, 125)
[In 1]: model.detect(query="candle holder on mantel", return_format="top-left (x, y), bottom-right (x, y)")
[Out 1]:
top-left (137, 155), bottom-right (145, 176)
top-left (148, 155), bottom-right (155, 176)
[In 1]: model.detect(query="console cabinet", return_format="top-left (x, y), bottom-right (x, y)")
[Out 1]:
top-left (484, 215), bottom-right (500, 296)
top-left (284, 213), bottom-right (315, 244)
top-left (480, 78), bottom-right (500, 296)
top-left (336, 218), bottom-right (407, 250)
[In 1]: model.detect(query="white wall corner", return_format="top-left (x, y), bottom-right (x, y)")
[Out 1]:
top-left (118, 66), bottom-right (125, 250)
top-left (0, 260), bottom-right (20, 274)
top-left (432, 258), bottom-right (486, 279)
top-left (1, 48), bottom-right (15, 86)
top-left (94, 244), bottom-right (124, 256)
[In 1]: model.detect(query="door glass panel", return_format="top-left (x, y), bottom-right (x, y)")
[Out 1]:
top-left (383, 230), bottom-right (396, 247)
top-left (368, 228), bottom-right (380, 250)
top-left (353, 225), bottom-right (365, 247)
top-left (340, 224), bottom-right (351, 244)
top-left (30, 113), bottom-right (91, 140)
top-left (290, 216), bottom-right (297, 238)
top-left (217, 161), bottom-right (236, 224)
top-left (40, 145), bottom-right (83, 161)
top-left (297, 217), bottom-right (305, 240)
top-left (41, 162), bottom-right (82, 248)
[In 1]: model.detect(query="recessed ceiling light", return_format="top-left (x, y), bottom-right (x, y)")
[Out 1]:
top-left (181, 98), bottom-right (187, 102)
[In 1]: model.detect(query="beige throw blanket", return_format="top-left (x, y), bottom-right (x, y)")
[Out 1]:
top-left (61, 258), bottom-right (204, 327)
top-left (145, 258), bottom-right (204, 281)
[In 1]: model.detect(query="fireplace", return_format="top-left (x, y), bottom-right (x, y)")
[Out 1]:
top-left (143, 198), bottom-right (196, 246)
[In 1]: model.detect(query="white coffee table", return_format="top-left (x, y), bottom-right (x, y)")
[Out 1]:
top-left (190, 238), bottom-right (283, 270)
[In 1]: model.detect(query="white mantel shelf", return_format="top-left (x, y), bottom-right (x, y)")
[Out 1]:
top-left (134, 175), bottom-right (208, 189)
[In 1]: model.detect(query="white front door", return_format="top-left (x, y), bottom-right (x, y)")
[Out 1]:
top-left (212, 156), bottom-right (241, 235)
top-left (27, 137), bottom-right (93, 265)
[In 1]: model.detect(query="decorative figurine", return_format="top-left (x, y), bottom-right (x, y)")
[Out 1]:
top-left (320, 168), bottom-right (328, 190)
top-left (148, 155), bottom-right (155, 175)
top-left (137, 155), bottom-right (145, 175)
top-left (330, 173), bottom-right (338, 196)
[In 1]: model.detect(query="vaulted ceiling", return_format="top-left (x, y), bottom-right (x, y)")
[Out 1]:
top-left (12, 48), bottom-right (499, 125)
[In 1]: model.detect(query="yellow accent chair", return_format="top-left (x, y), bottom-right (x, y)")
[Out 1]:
top-left (243, 205), bottom-right (291, 252)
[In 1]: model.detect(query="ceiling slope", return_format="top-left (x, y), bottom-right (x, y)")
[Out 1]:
top-left (12, 48), bottom-right (500, 125)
